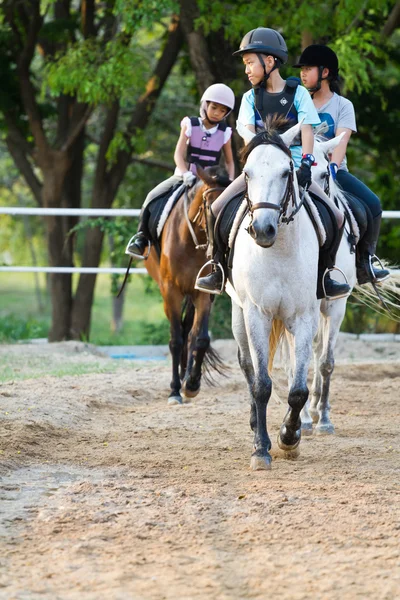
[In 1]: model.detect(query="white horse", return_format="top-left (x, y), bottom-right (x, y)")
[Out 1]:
top-left (299, 132), bottom-right (358, 434)
top-left (226, 119), bottom-right (320, 470)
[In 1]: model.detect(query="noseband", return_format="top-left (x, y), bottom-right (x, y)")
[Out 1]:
top-left (245, 159), bottom-right (305, 225)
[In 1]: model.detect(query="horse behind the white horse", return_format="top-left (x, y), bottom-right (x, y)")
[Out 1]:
top-left (227, 118), bottom-right (320, 470)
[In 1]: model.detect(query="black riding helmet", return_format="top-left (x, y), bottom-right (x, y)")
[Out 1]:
top-left (293, 45), bottom-right (339, 93)
top-left (233, 28), bottom-right (288, 88)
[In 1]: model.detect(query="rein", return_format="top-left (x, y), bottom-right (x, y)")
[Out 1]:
top-left (184, 185), bottom-right (226, 250)
top-left (246, 159), bottom-right (307, 225)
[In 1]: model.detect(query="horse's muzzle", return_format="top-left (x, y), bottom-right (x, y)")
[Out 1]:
top-left (249, 221), bottom-right (277, 248)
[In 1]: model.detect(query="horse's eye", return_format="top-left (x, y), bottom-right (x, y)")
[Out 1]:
top-left (281, 170), bottom-right (290, 178)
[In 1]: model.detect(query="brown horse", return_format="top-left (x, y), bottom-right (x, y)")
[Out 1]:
top-left (144, 166), bottom-right (230, 404)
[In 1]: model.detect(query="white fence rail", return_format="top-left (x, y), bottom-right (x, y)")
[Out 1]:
top-left (0, 207), bottom-right (399, 275)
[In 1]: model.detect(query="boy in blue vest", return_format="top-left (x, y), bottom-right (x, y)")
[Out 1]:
top-left (126, 84), bottom-right (235, 258)
top-left (195, 28), bottom-right (351, 300)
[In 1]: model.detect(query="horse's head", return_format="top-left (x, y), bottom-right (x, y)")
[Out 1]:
top-left (313, 131), bottom-right (346, 197)
top-left (239, 117), bottom-right (302, 248)
top-left (196, 165), bottom-right (231, 207)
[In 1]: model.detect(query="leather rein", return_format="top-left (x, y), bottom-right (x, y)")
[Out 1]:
top-left (184, 185), bottom-right (226, 250)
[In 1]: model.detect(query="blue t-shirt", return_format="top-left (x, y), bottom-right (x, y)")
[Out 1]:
top-left (238, 84), bottom-right (321, 168)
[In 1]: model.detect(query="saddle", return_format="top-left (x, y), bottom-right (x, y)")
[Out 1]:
top-left (147, 183), bottom-right (185, 255)
top-left (214, 190), bottom-right (369, 275)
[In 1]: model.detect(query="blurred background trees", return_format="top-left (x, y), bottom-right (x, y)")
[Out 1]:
top-left (0, 0), bottom-right (399, 342)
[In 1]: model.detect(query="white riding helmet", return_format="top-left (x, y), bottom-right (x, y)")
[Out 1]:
top-left (200, 83), bottom-right (235, 119)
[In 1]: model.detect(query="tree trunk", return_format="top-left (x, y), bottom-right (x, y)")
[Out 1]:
top-left (71, 15), bottom-right (184, 340)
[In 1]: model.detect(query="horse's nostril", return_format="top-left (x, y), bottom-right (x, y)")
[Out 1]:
top-left (266, 225), bottom-right (276, 237)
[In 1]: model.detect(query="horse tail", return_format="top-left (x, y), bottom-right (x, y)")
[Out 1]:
top-left (203, 344), bottom-right (228, 385)
top-left (352, 263), bottom-right (400, 324)
top-left (268, 318), bottom-right (285, 372)
top-left (180, 296), bottom-right (228, 383)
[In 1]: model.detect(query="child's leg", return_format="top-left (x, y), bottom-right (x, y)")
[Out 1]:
top-left (126, 175), bottom-right (183, 257)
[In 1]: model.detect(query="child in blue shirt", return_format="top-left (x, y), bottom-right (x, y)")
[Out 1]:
top-left (195, 28), bottom-right (351, 300)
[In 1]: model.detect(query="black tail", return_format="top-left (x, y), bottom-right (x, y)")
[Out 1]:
top-left (202, 343), bottom-right (229, 385)
top-left (180, 295), bottom-right (229, 384)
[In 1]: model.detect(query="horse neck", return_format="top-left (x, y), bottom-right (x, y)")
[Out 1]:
top-left (187, 186), bottom-right (204, 222)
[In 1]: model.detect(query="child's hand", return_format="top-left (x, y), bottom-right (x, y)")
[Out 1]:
top-left (183, 171), bottom-right (196, 186)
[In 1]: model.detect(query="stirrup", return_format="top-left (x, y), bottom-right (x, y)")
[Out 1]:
top-left (370, 254), bottom-right (391, 284)
top-left (125, 233), bottom-right (151, 260)
top-left (194, 260), bottom-right (226, 295)
top-left (322, 266), bottom-right (351, 301)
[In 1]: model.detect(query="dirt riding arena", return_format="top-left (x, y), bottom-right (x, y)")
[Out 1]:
top-left (0, 337), bottom-right (399, 599)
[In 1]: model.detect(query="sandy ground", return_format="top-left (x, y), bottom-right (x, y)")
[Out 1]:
top-left (0, 338), bottom-right (399, 600)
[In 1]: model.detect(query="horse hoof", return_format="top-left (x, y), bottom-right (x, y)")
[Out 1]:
top-left (315, 423), bottom-right (335, 435)
top-left (181, 387), bottom-right (200, 399)
top-left (168, 395), bottom-right (183, 406)
top-left (250, 454), bottom-right (272, 471)
top-left (277, 433), bottom-right (301, 452)
top-left (301, 423), bottom-right (314, 436)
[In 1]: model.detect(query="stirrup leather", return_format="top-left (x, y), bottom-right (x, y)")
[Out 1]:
top-left (125, 233), bottom-right (151, 260)
top-left (322, 266), bottom-right (351, 301)
top-left (194, 260), bottom-right (226, 295)
top-left (369, 254), bottom-right (391, 284)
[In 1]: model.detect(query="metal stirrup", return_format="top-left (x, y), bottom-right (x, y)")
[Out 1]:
top-left (125, 233), bottom-right (151, 260)
top-left (369, 254), bottom-right (391, 284)
top-left (194, 260), bottom-right (226, 295)
top-left (322, 266), bottom-right (351, 301)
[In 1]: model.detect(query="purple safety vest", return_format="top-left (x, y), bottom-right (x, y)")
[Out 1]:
top-left (186, 117), bottom-right (228, 174)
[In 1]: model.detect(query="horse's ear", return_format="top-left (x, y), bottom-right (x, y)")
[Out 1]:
top-left (280, 117), bottom-right (304, 147)
top-left (196, 165), bottom-right (215, 186)
top-left (317, 131), bottom-right (346, 155)
top-left (236, 121), bottom-right (256, 145)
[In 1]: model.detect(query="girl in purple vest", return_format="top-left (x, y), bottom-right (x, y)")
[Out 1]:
top-left (126, 84), bottom-right (235, 257)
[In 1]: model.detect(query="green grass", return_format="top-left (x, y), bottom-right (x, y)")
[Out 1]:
top-left (0, 273), bottom-right (168, 345)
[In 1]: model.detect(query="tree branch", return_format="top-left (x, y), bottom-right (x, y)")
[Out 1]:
top-left (105, 14), bottom-right (184, 199)
top-left (179, 0), bottom-right (215, 92)
top-left (131, 156), bottom-right (174, 171)
top-left (61, 104), bottom-right (93, 152)
top-left (6, 128), bottom-right (43, 206)
top-left (382, 1), bottom-right (400, 37)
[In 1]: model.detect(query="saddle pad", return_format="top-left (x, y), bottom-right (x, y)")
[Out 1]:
top-left (305, 192), bottom-right (336, 251)
top-left (147, 182), bottom-right (184, 244)
top-left (215, 192), bottom-right (246, 249)
top-left (339, 191), bottom-right (368, 241)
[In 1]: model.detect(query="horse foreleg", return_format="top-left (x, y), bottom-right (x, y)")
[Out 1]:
top-left (181, 293), bottom-right (212, 399)
top-left (279, 316), bottom-right (318, 453)
top-left (315, 299), bottom-right (346, 434)
top-left (242, 305), bottom-right (273, 470)
top-left (232, 303), bottom-right (256, 439)
top-left (163, 285), bottom-right (184, 405)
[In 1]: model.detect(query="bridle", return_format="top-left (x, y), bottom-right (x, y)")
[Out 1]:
top-left (245, 155), bottom-right (307, 226)
top-left (184, 184), bottom-right (227, 250)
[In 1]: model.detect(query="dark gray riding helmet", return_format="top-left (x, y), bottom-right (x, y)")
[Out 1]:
top-left (232, 28), bottom-right (288, 64)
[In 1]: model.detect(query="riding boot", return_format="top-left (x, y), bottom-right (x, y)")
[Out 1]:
top-left (125, 211), bottom-right (150, 258)
top-left (356, 214), bottom-right (390, 284)
top-left (195, 206), bottom-right (226, 295)
top-left (318, 223), bottom-right (352, 300)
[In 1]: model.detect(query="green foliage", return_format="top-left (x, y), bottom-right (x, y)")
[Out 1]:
top-left (0, 314), bottom-right (48, 342)
top-left (44, 37), bottom-right (149, 104)
top-left (115, 0), bottom-right (179, 34)
top-left (209, 293), bottom-right (233, 339)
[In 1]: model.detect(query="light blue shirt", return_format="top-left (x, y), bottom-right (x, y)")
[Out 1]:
top-left (238, 84), bottom-right (321, 168)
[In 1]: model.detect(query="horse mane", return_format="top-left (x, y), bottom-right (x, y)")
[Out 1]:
top-left (240, 115), bottom-right (293, 164)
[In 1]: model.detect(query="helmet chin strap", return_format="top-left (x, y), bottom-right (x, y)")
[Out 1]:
top-left (256, 53), bottom-right (279, 88)
top-left (306, 65), bottom-right (327, 97)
